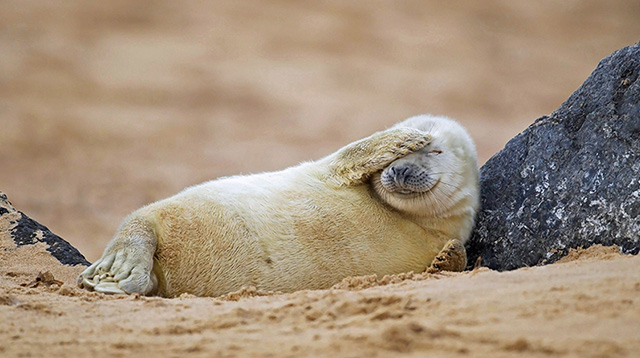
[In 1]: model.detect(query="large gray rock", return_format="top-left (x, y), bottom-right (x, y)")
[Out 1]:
top-left (467, 42), bottom-right (640, 270)
top-left (0, 191), bottom-right (89, 266)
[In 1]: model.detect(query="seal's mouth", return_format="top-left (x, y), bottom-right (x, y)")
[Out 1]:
top-left (387, 178), bottom-right (441, 196)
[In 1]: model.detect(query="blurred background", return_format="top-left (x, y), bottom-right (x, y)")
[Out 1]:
top-left (1, 0), bottom-right (639, 261)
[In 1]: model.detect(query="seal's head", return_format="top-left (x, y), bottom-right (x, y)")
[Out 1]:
top-left (372, 115), bottom-right (479, 218)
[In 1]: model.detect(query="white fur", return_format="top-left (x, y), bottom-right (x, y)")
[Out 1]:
top-left (78, 114), bottom-right (479, 297)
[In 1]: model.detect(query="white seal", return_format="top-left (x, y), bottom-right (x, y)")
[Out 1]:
top-left (78, 115), bottom-right (479, 297)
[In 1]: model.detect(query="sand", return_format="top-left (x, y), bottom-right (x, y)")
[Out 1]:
top-left (2, 221), bottom-right (639, 358)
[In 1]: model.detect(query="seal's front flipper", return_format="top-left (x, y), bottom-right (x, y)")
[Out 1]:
top-left (426, 239), bottom-right (467, 273)
top-left (324, 127), bottom-right (431, 187)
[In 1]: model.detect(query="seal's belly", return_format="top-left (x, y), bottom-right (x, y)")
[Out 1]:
top-left (150, 174), bottom-right (444, 296)
top-left (263, 190), bottom-right (437, 291)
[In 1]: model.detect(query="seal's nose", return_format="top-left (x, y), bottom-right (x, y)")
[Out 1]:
top-left (389, 164), bottom-right (413, 185)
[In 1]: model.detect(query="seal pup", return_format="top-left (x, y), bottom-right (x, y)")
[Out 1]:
top-left (78, 114), bottom-right (479, 297)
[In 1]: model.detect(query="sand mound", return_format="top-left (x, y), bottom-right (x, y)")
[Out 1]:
top-left (332, 270), bottom-right (463, 291)
top-left (556, 245), bottom-right (624, 264)
top-left (216, 286), bottom-right (282, 302)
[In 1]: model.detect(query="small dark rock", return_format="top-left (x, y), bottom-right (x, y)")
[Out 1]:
top-left (0, 191), bottom-right (89, 266)
top-left (467, 42), bottom-right (640, 270)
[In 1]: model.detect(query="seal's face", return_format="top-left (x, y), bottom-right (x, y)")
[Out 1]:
top-left (379, 147), bottom-right (443, 196)
top-left (371, 115), bottom-right (479, 218)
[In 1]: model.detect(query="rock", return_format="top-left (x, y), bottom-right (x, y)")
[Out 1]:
top-left (0, 191), bottom-right (89, 266)
top-left (467, 42), bottom-right (640, 270)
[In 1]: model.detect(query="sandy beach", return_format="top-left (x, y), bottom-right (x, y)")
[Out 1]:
top-left (1, 228), bottom-right (639, 358)
top-left (1, 2), bottom-right (640, 357)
